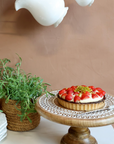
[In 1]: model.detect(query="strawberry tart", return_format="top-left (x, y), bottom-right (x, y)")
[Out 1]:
top-left (57, 85), bottom-right (106, 111)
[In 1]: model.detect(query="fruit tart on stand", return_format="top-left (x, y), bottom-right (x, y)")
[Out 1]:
top-left (57, 85), bottom-right (106, 111)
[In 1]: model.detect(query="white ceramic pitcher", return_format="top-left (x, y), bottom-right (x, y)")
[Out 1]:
top-left (75, 0), bottom-right (94, 6)
top-left (15, 0), bottom-right (68, 27)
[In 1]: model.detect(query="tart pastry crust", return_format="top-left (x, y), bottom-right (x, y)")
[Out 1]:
top-left (57, 96), bottom-right (105, 111)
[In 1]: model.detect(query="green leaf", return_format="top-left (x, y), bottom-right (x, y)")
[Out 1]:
top-left (5, 96), bottom-right (10, 103)
top-left (27, 109), bottom-right (36, 113)
top-left (47, 91), bottom-right (55, 96)
top-left (0, 54), bottom-right (53, 122)
top-left (15, 106), bottom-right (21, 111)
top-left (26, 115), bottom-right (32, 123)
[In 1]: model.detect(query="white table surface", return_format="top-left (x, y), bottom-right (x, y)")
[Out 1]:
top-left (1, 117), bottom-right (114, 144)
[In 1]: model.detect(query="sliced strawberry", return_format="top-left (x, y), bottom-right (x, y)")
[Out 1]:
top-left (92, 89), bottom-right (97, 93)
top-left (75, 86), bottom-right (78, 89)
top-left (65, 94), bottom-right (73, 101)
top-left (98, 90), bottom-right (106, 96)
top-left (81, 95), bottom-right (90, 100)
top-left (88, 86), bottom-right (95, 90)
top-left (74, 92), bottom-right (79, 96)
top-left (71, 86), bottom-right (76, 91)
top-left (96, 87), bottom-right (102, 91)
top-left (101, 91), bottom-right (106, 95)
top-left (74, 96), bottom-right (81, 102)
top-left (96, 92), bottom-right (103, 97)
top-left (83, 91), bottom-right (90, 95)
top-left (81, 91), bottom-right (90, 100)
top-left (59, 89), bottom-right (66, 95)
top-left (67, 90), bottom-right (73, 94)
top-left (61, 93), bottom-right (67, 99)
top-left (66, 87), bottom-right (72, 92)
top-left (92, 94), bottom-right (99, 99)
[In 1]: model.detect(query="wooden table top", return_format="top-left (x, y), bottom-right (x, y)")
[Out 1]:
top-left (35, 91), bottom-right (114, 127)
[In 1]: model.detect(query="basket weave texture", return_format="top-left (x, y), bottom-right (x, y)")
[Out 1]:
top-left (2, 98), bottom-right (40, 131)
top-left (0, 99), bottom-right (2, 109)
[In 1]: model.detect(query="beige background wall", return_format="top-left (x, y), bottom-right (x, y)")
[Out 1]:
top-left (0, 0), bottom-right (114, 95)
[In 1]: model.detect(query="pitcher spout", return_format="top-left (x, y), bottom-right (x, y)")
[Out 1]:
top-left (15, 3), bottom-right (21, 11)
top-left (54, 7), bottom-right (68, 27)
top-left (15, 0), bottom-right (26, 11)
top-left (75, 0), bottom-right (94, 7)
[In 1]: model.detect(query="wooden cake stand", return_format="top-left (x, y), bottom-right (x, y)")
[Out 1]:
top-left (35, 91), bottom-right (114, 144)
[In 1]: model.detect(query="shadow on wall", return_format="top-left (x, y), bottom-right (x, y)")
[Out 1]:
top-left (0, 0), bottom-right (15, 14)
top-left (0, 0), bottom-right (63, 56)
top-left (0, 0), bottom-right (91, 56)
top-left (0, 0), bottom-right (43, 35)
top-left (14, 10), bottom-right (43, 35)
top-left (65, 0), bottom-right (92, 34)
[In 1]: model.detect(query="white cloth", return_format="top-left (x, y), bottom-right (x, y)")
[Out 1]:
top-left (0, 117), bottom-right (114, 144)
top-left (0, 113), bottom-right (7, 142)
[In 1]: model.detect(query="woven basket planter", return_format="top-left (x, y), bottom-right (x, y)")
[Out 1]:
top-left (2, 99), bottom-right (40, 132)
top-left (0, 99), bottom-right (2, 110)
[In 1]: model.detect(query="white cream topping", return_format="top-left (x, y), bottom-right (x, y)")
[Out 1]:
top-left (79, 95), bottom-right (103, 103)
top-left (59, 92), bottom-right (104, 103)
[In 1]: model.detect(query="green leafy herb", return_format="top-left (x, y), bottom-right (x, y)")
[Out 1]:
top-left (0, 54), bottom-right (54, 122)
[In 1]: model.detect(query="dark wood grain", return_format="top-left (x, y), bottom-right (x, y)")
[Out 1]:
top-left (61, 127), bottom-right (98, 144)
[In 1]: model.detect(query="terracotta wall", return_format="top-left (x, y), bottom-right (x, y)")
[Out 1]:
top-left (0, 0), bottom-right (114, 95)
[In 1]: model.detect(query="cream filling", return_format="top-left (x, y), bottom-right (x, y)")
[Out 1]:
top-left (79, 96), bottom-right (103, 103)
top-left (59, 93), bottom-right (104, 103)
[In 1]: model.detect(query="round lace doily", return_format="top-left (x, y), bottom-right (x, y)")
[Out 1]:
top-left (39, 91), bottom-right (114, 119)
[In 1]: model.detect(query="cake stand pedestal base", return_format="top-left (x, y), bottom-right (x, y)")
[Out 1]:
top-left (61, 127), bottom-right (98, 144)
top-left (36, 93), bottom-right (114, 144)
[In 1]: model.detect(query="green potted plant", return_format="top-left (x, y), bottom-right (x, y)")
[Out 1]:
top-left (0, 55), bottom-right (53, 131)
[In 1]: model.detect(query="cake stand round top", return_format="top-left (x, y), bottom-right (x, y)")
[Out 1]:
top-left (35, 90), bottom-right (114, 127)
